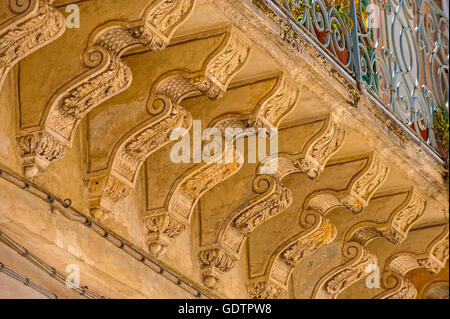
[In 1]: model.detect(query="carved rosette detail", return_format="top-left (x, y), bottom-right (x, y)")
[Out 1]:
top-left (114, 103), bottom-right (192, 185)
top-left (199, 248), bottom-right (236, 289)
top-left (280, 218), bottom-right (337, 267)
top-left (0, 0), bottom-right (66, 91)
top-left (128, 0), bottom-right (195, 51)
top-left (17, 131), bottom-right (65, 178)
top-left (143, 212), bottom-right (186, 256)
top-left (231, 181), bottom-right (293, 236)
top-left (247, 281), bottom-right (285, 299)
top-left (294, 119), bottom-right (346, 179)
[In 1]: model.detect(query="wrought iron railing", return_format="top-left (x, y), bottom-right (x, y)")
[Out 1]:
top-left (270, 0), bottom-right (449, 159)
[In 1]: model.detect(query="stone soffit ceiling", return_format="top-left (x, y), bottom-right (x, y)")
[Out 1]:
top-left (0, 0), bottom-right (448, 299)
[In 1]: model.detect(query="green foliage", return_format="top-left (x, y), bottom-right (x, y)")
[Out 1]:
top-left (434, 104), bottom-right (449, 159)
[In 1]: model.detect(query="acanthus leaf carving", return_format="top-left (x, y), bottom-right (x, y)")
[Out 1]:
top-left (314, 243), bottom-right (377, 299)
top-left (248, 212), bottom-right (336, 299)
top-left (253, 75), bottom-right (299, 128)
top-left (199, 247), bottom-right (236, 289)
top-left (17, 131), bottom-right (65, 178)
top-left (143, 211), bottom-right (186, 256)
top-left (293, 117), bottom-right (346, 179)
top-left (247, 280), bottom-right (285, 299)
top-left (19, 0), bottom-right (196, 177)
top-left (87, 175), bottom-right (131, 220)
top-left (349, 154), bottom-right (389, 208)
top-left (114, 99), bottom-right (192, 185)
top-left (280, 218), bottom-right (337, 267)
top-left (128, 0), bottom-right (195, 51)
top-left (205, 32), bottom-right (250, 93)
top-left (347, 188), bottom-right (426, 246)
top-left (90, 28), bottom-right (251, 218)
top-left (46, 45), bottom-right (133, 142)
top-left (1, 0), bottom-right (66, 91)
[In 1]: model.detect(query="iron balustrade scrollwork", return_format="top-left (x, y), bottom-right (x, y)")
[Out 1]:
top-left (271, 0), bottom-right (449, 159)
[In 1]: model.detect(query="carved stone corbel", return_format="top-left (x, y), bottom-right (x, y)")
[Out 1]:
top-left (258, 114), bottom-right (346, 181)
top-left (375, 217), bottom-right (448, 299)
top-left (347, 188), bottom-right (427, 246)
top-left (311, 188), bottom-right (426, 299)
top-left (17, 0), bottom-right (195, 177)
top-left (313, 242), bottom-right (377, 299)
top-left (88, 29), bottom-right (250, 219)
top-left (0, 0), bottom-right (66, 92)
top-left (248, 211), bottom-right (336, 299)
top-left (418, 223), bottom-right (449, 274)
top-left (247, 152), bottom-right (388, 298)
top-left (143, 73), bottom-right (299, 258)
top-left (200, 175), bottom-right (294, 289)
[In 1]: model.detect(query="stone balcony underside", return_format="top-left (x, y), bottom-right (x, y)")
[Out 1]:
top-left (0, 0), bottom-right (448, 299)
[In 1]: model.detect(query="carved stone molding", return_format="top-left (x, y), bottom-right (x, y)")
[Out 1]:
top-left (143, 210), bottom-right (186, 256)
top-left (18, 0), bottom-right (196, 177)
top-left (247, 280), bottom-right (285, 299)
top-left (152, 30), bottom-right (251, 103)
top-left (252, 75), bottom-right (299, 128)
top-left (89, 29), bottom-right (250, 219)
top-left (306, 153), bottom-right (389, 216)
top-left (313, 242), bottom-right (377, 299)
top-left (17, 130), bottom-right (65, 178)
top-left (198, 248), bottom-right (236, 289)
top-left (0, 0), bottom-right (66, 92)
top-left (248, 212), bottom-right (336, 298)
top-left (210, 72), bottom-right (299, 130)
top-left (86, 175), bottom-right (131, 221)
top-left (345, 153), bottom-right (390, 211)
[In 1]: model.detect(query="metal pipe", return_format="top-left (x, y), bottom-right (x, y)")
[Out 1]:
top-left (0, 167), bottom-right (211, 299)
top-left (0, 230), bottom-right (104, 299)
top-left (0, 261), bottom-right (58, 299)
